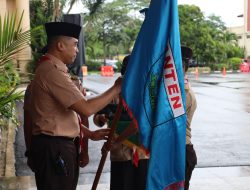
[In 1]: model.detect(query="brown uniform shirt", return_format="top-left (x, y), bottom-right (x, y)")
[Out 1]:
top-left (185, 79), bottom-right (197, 145)
top-left (29, 54), bottom-right (84, 138)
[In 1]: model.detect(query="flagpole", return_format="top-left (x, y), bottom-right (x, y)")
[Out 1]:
top-left (91, 95), bottom-right (123, 190)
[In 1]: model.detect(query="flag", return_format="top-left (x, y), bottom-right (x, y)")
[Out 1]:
top-left (122, 0), bottom-right (186, 189)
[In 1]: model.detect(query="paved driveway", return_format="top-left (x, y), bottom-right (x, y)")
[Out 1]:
top-left (14, 72), bottom-right (250, 188)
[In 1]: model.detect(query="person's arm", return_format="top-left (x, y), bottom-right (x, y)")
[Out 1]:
top-left (23, 85), bottom-right (33, 154)
top-left (70, 78), bottom-right (122, 117)
top-left (23, 109), bottom-right (32, 152)
top-left (93, 103), bottom-right (138, 145)
top-left (23, 108), bottom-right (35, 171)
top-left (80, 124), bottom-right (110, 141)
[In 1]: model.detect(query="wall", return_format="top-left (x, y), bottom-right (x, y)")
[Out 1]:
top-left (1, 0), bottom-right (31, 73)
top-left (228, 0), bottom-right (250, 58)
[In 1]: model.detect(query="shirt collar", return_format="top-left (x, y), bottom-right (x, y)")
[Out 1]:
top-left (45, 53), bottom-right (68, 73)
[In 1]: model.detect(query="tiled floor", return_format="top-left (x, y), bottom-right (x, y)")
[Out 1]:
top-left (190, 166), bottom-right (250, 190)
top-left (1, 166), bottom-right (250, 190)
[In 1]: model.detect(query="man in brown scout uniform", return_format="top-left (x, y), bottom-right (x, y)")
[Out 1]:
top-left (181, 46), bottom-right (197, 190)
top-left (24, 22), bottom-right (122, 190)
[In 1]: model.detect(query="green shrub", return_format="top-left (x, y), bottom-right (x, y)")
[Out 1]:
top-left (228, 57), bottom-right (242, 70)
top-left (209, 63), bottom-right (229, 71)
top-left (0, 12), bottom-right (27, 125)
top-left (0, 63), bottom-right (23, 125)
top-left (231, 62), bottom-right (241, 70)
top-left (116, 61), bottom-right (122, 73)
top-left (86, 60), bottom-right (102, 71)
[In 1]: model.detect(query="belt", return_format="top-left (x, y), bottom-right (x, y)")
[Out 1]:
top-left (34, 134), bottom-right (78, 142)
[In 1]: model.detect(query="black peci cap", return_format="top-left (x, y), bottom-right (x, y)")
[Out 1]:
top-left (45, 22), bottom-right (82, 41)
top-left (181, 46), bottom-right (193, 59)
top-left (41, 22), bottom-right (82, 54)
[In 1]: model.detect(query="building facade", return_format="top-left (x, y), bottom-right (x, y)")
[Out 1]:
top-left (0, 0), bottom-right (31, 72)
top-left (228, 0), bottom-right (250, 58)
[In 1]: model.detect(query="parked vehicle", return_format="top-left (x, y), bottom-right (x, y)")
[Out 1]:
top-left (189, 59), bottom-right (197, 67)
top-left (240, 59), bottom-right (250, 72)
top-left (105, 59), bottom-right (118, 70)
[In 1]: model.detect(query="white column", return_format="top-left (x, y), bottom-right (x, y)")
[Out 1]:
top-left (0, 0), bottom-right (7, 21)
top-left (15, 0), bottom-right (32, 73)
top-left (0, 0), bottom-right (7, 18)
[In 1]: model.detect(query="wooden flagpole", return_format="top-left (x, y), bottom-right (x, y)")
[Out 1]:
top-left (91, 96), bottom-right (123, 190)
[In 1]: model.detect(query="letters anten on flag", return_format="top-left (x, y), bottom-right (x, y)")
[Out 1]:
top-left (122, 0), bottom-right (186, 189)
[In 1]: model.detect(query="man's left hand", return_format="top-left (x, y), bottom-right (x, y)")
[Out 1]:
top-left (90, 128), bottom-right (111, 141)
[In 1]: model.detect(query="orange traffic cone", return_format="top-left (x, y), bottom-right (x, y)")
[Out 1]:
top-left (222, 67), bottom-right (226, 77)
top-left (82, 66), bottom-right (88, 76)
top-left (195, 68), bottom-right (199, 80)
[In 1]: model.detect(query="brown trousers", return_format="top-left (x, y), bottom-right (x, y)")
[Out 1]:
top-left (30, 135), bottom-right (79, 190)
top-left (185, 144), bottom-right (197, 190)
